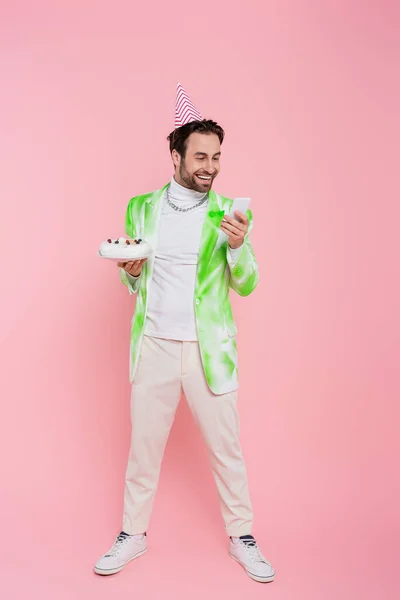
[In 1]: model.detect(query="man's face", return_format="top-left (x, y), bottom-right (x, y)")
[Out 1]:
top-left (173, 132), bottom-right (221, 192)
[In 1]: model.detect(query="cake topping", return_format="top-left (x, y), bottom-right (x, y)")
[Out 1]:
top-left (99, 237), bottom-right (150, 259)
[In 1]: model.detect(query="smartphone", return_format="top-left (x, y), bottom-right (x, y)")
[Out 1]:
top-left (229, 197), bottom-right (251, 220)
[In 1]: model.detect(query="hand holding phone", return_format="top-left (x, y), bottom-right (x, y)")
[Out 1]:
top-left (221, 197), bottom-right (251, 249)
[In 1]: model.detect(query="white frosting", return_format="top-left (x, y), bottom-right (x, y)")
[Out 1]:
top-left (99, 238), bottom-right (151, 260)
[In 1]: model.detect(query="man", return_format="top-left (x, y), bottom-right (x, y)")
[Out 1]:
top-left (94, 84), bottom-right (275, 583)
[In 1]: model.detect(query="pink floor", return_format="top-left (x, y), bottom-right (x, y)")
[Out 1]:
top-left (2, 400), bottom-right (398, 600)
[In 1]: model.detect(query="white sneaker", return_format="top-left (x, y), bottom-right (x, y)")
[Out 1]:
top-left (229, 535), bottom-right (275, 583)
top-left (94, 532), bottom-right (147, 575)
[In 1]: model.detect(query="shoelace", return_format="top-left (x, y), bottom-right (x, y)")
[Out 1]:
top-left (240, 539), bottom-right (267, 564)
top-left (105, 534), bottom-right (131, 557)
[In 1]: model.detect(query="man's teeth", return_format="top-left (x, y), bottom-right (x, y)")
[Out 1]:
top-left (197, 175), bottom-right (211, 180)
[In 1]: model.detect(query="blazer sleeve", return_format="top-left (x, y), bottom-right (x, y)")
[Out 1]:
top-left (226, 209), bottom-right (259, 297)
top-left (119, 197), bottom-right (141, 295)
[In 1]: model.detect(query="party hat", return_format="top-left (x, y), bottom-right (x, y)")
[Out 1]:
top-left (175, 82), bottom-right (203, 128)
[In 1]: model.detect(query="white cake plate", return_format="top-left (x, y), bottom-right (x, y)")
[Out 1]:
top-left (97, 250), bottom-right (152, 262)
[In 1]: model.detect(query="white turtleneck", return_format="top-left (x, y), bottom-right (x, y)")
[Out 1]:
top-left (144, 176), bottom-right (209, 341)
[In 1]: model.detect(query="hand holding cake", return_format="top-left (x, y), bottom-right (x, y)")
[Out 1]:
top-left (118, 258), bottom-right (147, 278)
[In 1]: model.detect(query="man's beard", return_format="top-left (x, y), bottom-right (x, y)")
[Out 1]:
top-left (179, 161), bottom-right (216, 193)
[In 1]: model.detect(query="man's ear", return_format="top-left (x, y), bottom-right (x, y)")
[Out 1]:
top-left (171, 149), bottom-right (181, 169)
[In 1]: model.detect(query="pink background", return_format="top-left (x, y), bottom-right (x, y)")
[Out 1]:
top-left (1, 1), bottom-right (399, 598)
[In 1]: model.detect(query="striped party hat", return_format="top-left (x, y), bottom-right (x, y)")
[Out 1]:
top-left (175, 82), bottom-right (203, 128)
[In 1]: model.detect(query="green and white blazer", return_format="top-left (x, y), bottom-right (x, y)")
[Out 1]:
top-left (120, 183), bottom-right (258, 395)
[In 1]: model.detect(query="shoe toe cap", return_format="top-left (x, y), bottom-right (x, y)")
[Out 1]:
top-left (252, 561), bottom-right (275, 579)
top-left (95, 555), bottom-right (119, 570)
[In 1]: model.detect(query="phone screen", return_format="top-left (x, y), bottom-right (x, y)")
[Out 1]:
top-left (229, 198), bottom-right (251, 219)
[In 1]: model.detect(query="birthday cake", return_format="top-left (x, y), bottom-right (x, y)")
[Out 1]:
top-left (98, 237), bottom-right (152, 261)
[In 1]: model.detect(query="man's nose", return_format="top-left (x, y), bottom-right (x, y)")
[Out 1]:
top-left (204, 160), bottom-right (215, 173)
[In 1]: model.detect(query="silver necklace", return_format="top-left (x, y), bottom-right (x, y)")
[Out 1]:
top-left (166, 184), bottom-right (208, 213)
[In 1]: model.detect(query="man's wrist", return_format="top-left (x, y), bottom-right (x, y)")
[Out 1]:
top-left (126, 271), bottom-right (141, 280)
top-left (229, 241), bottom-right (244, 250)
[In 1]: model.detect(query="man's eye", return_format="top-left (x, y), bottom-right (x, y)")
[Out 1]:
top-left (213, 157), bottom-right (220, 161)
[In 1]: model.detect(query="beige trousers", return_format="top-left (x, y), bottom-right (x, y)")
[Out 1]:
top-left (122, 335), bottom-right (253, 537)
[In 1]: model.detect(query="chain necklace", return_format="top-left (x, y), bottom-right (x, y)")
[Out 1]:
top-left (166, 184), bottom-right (208, 213)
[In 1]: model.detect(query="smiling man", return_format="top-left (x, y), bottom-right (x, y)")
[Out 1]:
top-left (94, 84), bottom-right (275, 583)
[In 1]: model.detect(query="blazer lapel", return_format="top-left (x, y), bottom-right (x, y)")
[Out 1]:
top-left (197, 189), bottom-right (224, 282)
top-left (143, 183), bottom-right (168, 251)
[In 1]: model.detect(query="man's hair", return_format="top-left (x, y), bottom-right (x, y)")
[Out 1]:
top-left (167, 119), bottom-right (225, 158)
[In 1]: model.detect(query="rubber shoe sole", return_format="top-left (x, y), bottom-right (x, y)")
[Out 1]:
top-left (229, 551), bottom-right (275, 583)
top-left (93, 547), bottom-right (147, 576)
